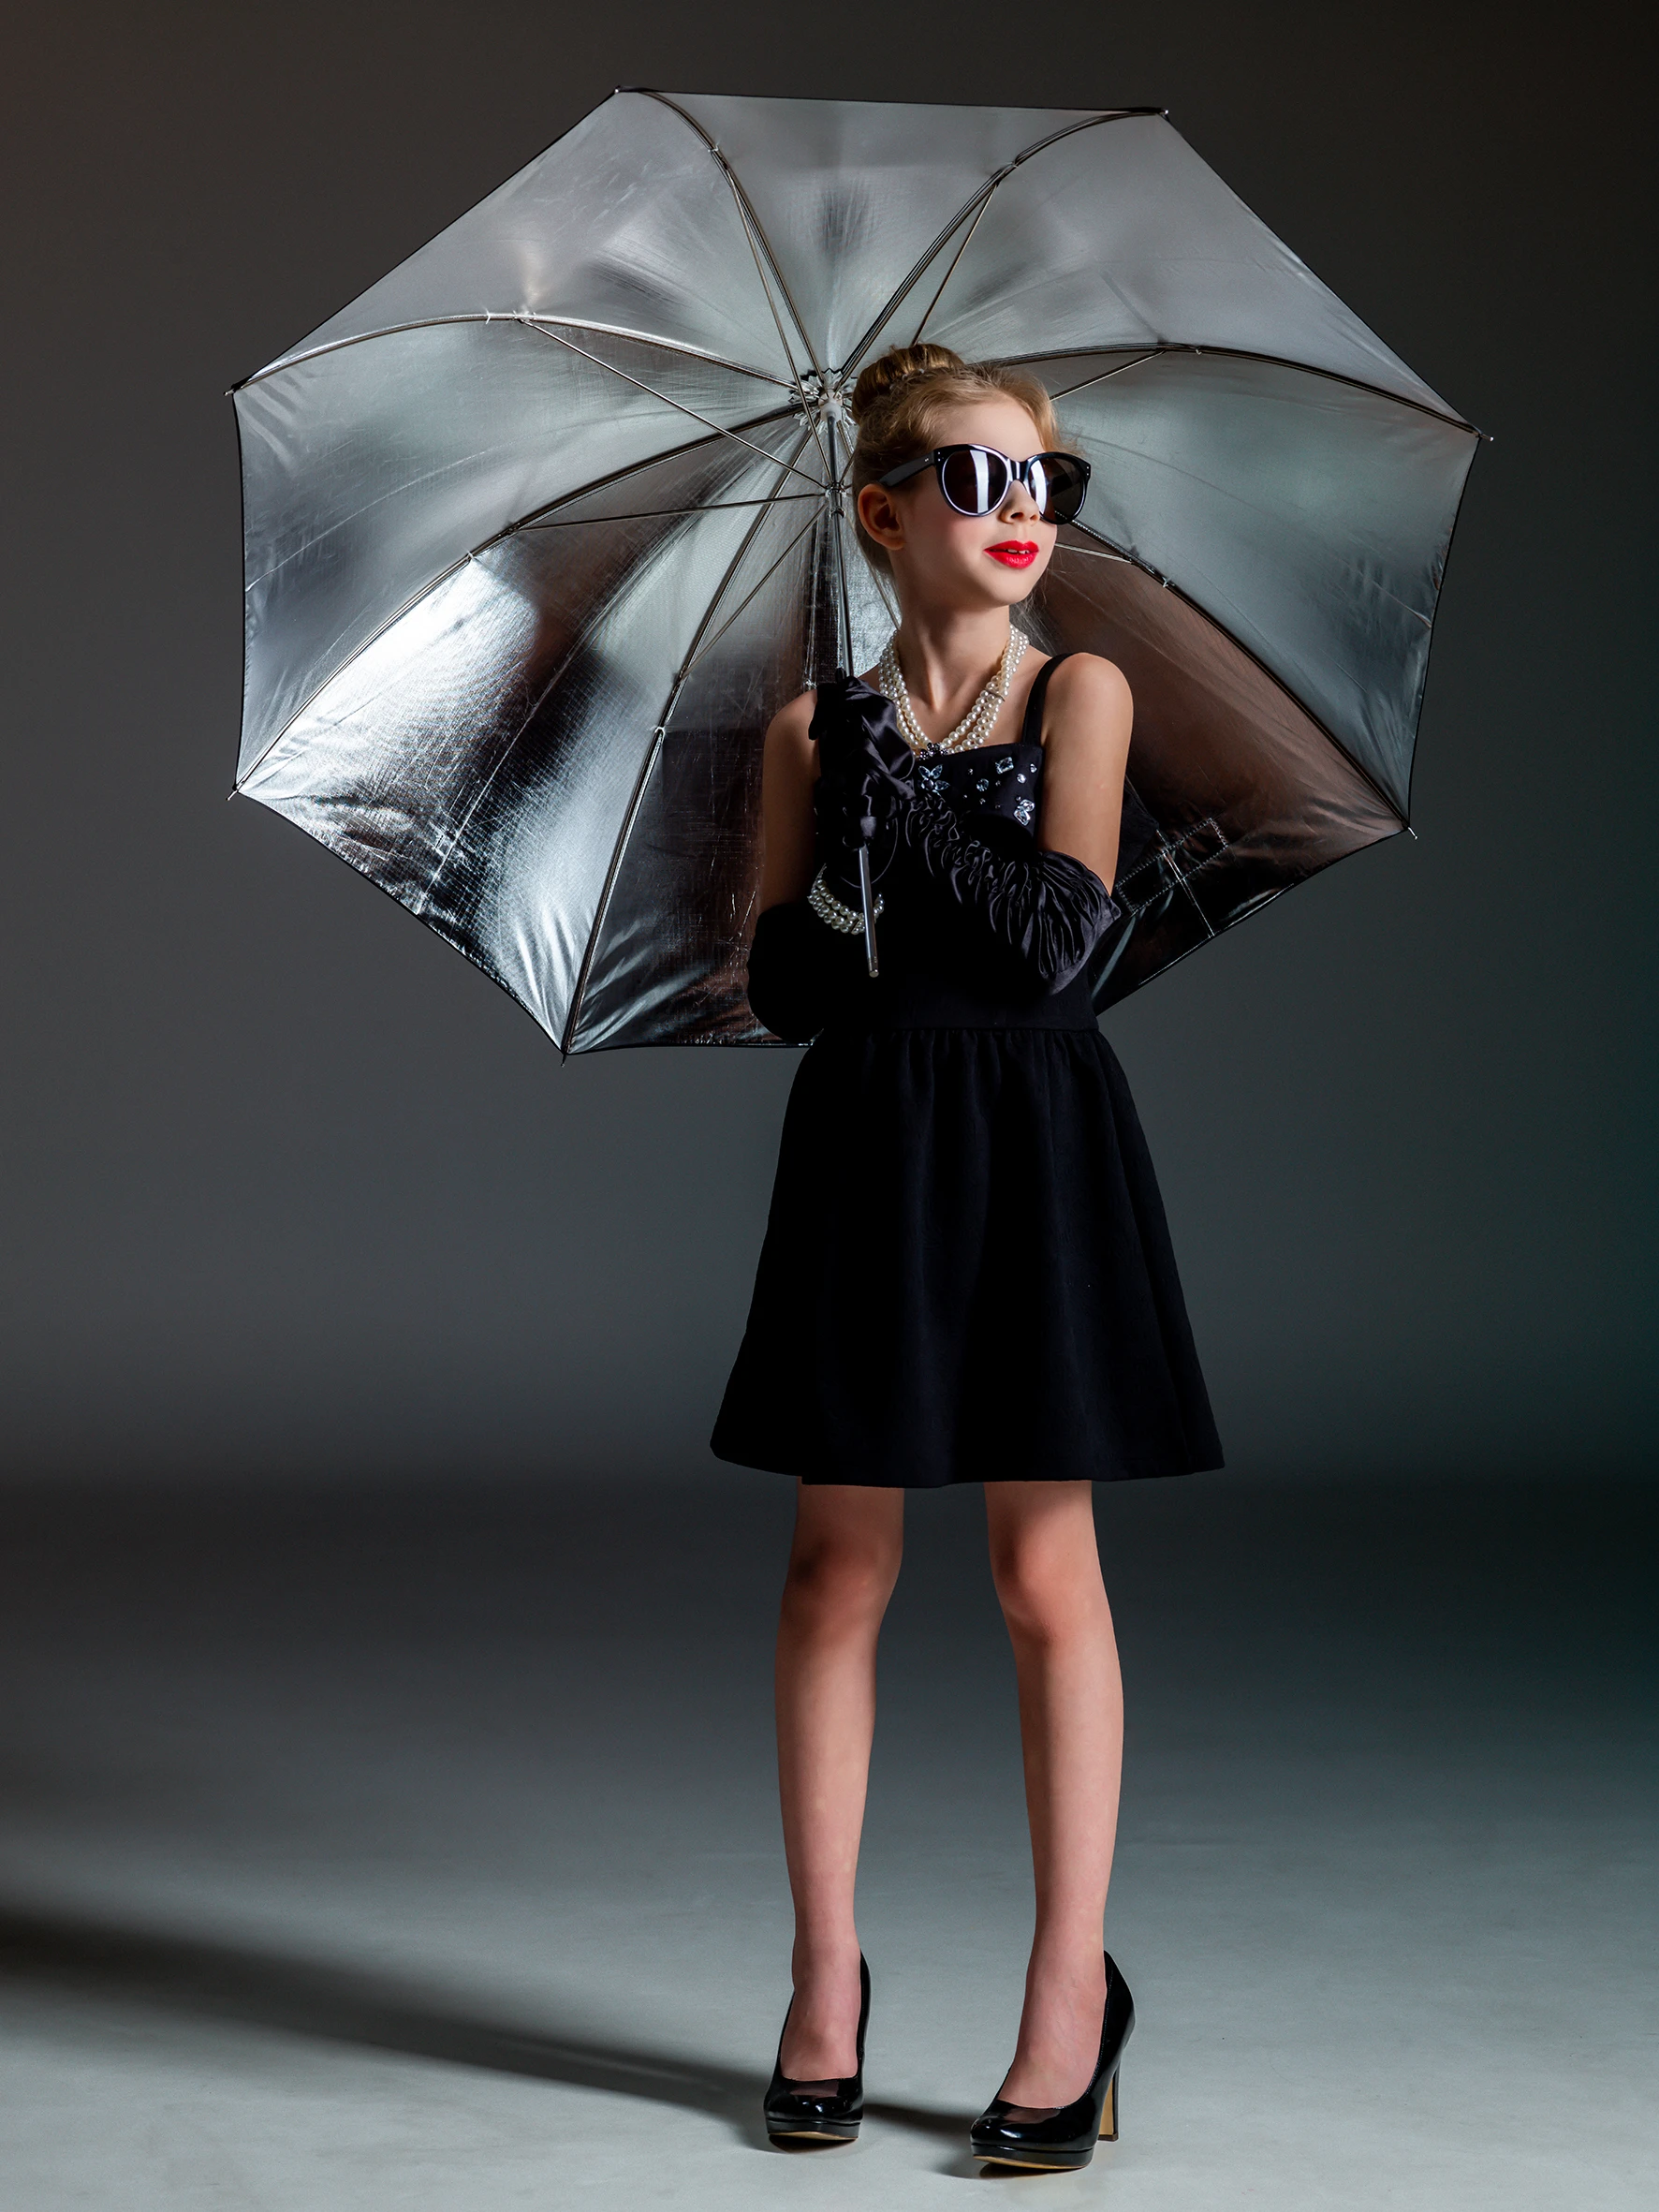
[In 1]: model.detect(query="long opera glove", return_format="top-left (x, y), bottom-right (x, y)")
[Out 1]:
top-left (896, 790), bottom-right (1121, 993)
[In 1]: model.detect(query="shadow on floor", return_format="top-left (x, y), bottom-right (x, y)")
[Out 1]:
top-left (0, 1902), bottom-right (976, 2152)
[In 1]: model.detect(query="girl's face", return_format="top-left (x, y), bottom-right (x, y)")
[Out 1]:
top-left (856, 395), bottom-right (1058, 612)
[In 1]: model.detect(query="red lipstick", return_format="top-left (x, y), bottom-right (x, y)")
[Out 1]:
top-left (986, 541), bottom-right (1038, 568)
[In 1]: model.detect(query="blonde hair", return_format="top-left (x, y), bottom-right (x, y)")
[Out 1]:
top-left (847, 344), bottom-right (1064, 578)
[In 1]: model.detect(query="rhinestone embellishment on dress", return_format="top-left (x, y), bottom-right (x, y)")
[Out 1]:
top-left (908, 738), bottom-right (1045, 835)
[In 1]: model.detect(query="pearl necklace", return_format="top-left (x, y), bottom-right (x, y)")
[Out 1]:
top-left (877, 627), bottom-right (1028, 756)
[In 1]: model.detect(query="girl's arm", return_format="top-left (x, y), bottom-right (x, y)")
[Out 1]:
top-left (757, 692), bottom-right (819, 911)
top-left (745, 691), bottom-right (869, 1041)
top-left (1034, 654), bottom-right (1134, 892)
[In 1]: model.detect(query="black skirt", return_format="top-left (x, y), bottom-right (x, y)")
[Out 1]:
top-left (710, 954), bottom-right (1224, 1490)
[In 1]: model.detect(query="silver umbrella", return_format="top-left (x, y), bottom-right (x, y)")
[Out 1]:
top-left (232, 89), bottom-right (1478, 1053)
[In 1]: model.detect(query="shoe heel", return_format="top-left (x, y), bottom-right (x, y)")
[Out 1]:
top-left (1098, 2066), bottom-right (1121, 2141)
top-left (970, 1951), bottom-right (1134, 2171)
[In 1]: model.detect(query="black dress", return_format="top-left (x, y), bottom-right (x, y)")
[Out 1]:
top-left (710, 656), bottom-right (1224, 1489)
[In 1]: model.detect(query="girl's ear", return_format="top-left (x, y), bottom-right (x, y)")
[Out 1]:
top-left (857, 481), bottom-right (904, 553)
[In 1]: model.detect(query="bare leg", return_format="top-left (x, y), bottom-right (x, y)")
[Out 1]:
top-left (984, 1480), bottom-right (1123, 2109)
top-left (774, 1480), bottom-right (904, 2080)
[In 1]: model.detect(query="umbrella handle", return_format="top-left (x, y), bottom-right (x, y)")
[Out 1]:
top-left (857, 845), bottom-right (880, 978)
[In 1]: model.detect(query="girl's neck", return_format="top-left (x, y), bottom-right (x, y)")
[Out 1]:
top-left (888, 606), bottom-right (1014, 713)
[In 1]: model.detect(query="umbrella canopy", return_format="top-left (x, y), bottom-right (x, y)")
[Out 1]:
top-left (233, 89), bottom-right (1478, 1053)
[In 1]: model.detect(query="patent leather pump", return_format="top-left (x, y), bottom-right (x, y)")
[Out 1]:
top-left (970, 1951), bottom-right (1135, 2172)
top-left (763, 1954), bottom-right (870, 2146)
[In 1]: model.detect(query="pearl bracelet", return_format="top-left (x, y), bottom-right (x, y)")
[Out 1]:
top-left (808, 865), bottom-right (883, 935)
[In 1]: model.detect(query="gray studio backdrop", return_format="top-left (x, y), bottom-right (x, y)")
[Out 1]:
top-left (1, 1), bottom-right (1651, 1487)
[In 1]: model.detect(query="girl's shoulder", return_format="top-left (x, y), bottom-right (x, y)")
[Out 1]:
top-left (1045, 649), bottom-right (1131, 704)
top-left (1037, 652), bottom-right (1133, 752)
top-left (770, 686), bottom-right (818, 727)
top-left (765, 686), bottom-right (818, 747)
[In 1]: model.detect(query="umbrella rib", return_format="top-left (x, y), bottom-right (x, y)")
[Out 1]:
top-left (842, 112), bottom-right (1472, 434)
top-left (905, 195), bottom-right (994, 348)
top-left (524, 322), bottom-right (826, 488)
top-left (676, 502), bottom-right (825, 679)
top-left (751, 221), bottom-right (837, 489)
top-left (478, 407), bottom-right (800, 543)
top-left (234, 411), bottom-right (811, 789)
top-left (560, 440), bottom-right (822, 1054)
top-left (1072, 434), bottom-right (1437, 626)
top-left (836, 111), bottom-right (1154, 378)
top-left (405, 538), bottom-right (697, 931)
top-left (838, 184), bottom-right (1008, 379)
top-left (630, 89), bottom-right (840, 499)
top-left (555, 723), bottom-right (669, 1058)
top-left (1042, 351), bottom-right (1161, 400)
top-left (1008, 342), bottom-right (1479, 433)
top-left (827, 417), bottom-right (855, 671)
top-left (728, 193), bottom-right (837, 490)
top-left (633, 90), bottom-right (828, 387)
top-left (234, 314), bottom-right (797, 393)
top-left (407, 438), bottom-right (815, 939)
top-left (865, 560), bottom-right (901, 636)
top-left (242, 406), bottom-right (797, 597)
top-left (236, 552), bottom-right (476, 792)
top-left (698, 151), bottom-right (837, 487)
top-left (521, 494), bottom-right (824, 528)
top-left (666, 426), bottom-right (821, 686)
top-left (1053, 522), bottom-right (1410, 824)
top-left (681, 429), bottom-right (827, 672)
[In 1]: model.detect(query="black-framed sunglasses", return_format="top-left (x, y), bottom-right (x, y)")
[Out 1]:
top-left (876, 443), bottom-right (1092, 526)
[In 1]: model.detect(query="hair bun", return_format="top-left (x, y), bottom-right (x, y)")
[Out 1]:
top-left (848, 344), bottom-right (966, 423)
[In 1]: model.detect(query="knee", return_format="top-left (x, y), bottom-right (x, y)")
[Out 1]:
top-left (989, 1539), bottom-right (1102, 1645)
top-left (782, 1533), bottom-right (901, 1632)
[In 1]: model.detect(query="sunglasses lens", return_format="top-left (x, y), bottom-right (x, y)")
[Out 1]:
top-left (938, 446), bottom-right (1011, 516)
top-left (1031, 454), bottom-right (1088, 524)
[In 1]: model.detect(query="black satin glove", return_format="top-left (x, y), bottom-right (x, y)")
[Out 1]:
top-left (896, 790), bottom-right (1123, 993)
top-left (810, 671), bottom-right (916, 899)
top-left (744, 900), bottom-right (871, 1043)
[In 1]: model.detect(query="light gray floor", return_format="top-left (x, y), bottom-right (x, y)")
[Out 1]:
top-left (0, 1467), bottom-right (1652, 2208)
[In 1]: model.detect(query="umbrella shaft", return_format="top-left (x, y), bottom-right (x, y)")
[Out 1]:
top-left (858, 845), bottom-right (879, 978)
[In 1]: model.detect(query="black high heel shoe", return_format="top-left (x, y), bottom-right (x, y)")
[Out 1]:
top-left (763, 1953), bottom-right (870, 2146)
top-left (970, 1950), bottom-right (1135, 2173)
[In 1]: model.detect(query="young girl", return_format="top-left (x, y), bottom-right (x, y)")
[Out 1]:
top-left (711, 344), bottom-right (1222, 2171)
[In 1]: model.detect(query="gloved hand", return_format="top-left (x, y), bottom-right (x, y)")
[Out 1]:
top-left (810, 670), bottom-right (916, 898)
top-left (744, 676), bottom-right (914, 1043)
top-left (895, 789), bottom-right (1123, 993)
top-left (744, 900), bottom-right (870, 1043)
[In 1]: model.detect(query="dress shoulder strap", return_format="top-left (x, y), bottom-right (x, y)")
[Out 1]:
top-left (1019, 651), bottom-right (1077, 746)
